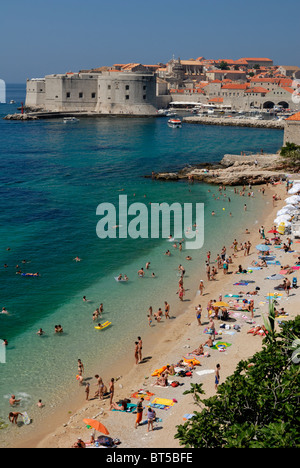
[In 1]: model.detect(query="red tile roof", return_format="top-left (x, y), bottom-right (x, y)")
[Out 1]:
top-left (286, 112), bottom-right (300, 121)
top-left (221, 83), bottom-right (249, 90)
top-left (280, 87), bottom-right (295, 94)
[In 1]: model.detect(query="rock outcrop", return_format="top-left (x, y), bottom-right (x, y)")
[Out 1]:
top-left (147, 153), bottom-right (287, 186)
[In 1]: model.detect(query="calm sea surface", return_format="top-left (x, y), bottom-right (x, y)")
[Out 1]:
top-left (0, 84), bottom-right (284, 434)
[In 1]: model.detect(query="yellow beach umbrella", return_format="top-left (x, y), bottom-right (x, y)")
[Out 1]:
top-left (214, 301), bottom-right (229, 307)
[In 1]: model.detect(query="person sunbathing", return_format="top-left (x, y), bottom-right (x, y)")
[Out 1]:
top-left (204, 336), bottom-right (214, 347)
top-left (154, 372), bottom-right (168, 387)
top-left (191, 344), bottom-right (204, 356)
top-left (247, 325), bottom-right (267, 336)
top-left (110, 398), bottom-right (130, 411)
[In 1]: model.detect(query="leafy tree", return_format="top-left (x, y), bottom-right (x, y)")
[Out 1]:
top-left (217, 61), bottom-right (229, 70)
top-left (175, 317), bottom-right (300, 448)
top-left (280, 142), bottom-right (300, 169)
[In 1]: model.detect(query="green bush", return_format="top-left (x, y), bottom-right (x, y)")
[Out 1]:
top-left (175, 317), bottom-right (300, 448)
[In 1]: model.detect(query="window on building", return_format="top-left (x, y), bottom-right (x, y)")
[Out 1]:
top-left (91, 93), bottom-right (96, 98)
top-left (126, 95), bottom-right (130, 100)
top-left (108, 85), bottom-right (111, 90)
top-left (143, 85), bottom-right (147, 90)
top-left (79, 92), bottom-right (83, 98)
top-left (143, 95), bottom-right (146, 100)
top-left (66, 92), bottom-right (70, 98)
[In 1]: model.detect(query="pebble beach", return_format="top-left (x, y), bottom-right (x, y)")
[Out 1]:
top-left (6, 178), bottom-right (299, 449)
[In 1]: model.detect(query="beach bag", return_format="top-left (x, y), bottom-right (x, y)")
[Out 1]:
top-left (97, 436), bottom-right (114, 447)
top-left (171, 381), bottom-right (179, 387)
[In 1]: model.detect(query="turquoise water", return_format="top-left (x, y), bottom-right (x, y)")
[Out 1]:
top-left (0, 84), bottom-right (284, 435)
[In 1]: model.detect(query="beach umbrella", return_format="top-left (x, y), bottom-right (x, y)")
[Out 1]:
top-left (214, 301), bottom-right (229, 307)
top-left (83, 419), bottom-right (110, 435)
top-left (265, 274), bottom-right (285, 280)
top-left (276, 209), bottom-right (296, 218)
top-left (285, 195), bottom-right (300, 205)
top-left (256, 244), bottom-right (271, 252)
top-left (284, 204), bottom-right (298, 211)
top-left (288, 184), bottom-right (300, 195)
top-left (268, 229), bottom-right (280, 234)
top-left (274, 215), bottom-right (292, 224)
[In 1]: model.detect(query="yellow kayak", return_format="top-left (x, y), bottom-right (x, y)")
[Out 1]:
top-left (95, 321), bottom-right (111, 330)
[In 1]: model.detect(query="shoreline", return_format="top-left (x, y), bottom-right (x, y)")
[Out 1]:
top-left (7, 179), bottom-right (294, 449)
top-left (183, 115), bottom-right (284, 129)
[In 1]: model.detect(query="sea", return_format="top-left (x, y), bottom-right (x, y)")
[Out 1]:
top-left (0, 84), bottom-right (284, 441)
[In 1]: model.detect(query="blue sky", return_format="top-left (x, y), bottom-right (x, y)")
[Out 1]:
top-left (0, 0), bottom-right (299, 83)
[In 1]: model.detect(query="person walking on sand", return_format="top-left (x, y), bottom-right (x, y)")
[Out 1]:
top-left (215, 364), bottom-right (221, 391)
top-left (137, 336), bottom-right (143, 362)
top-left (206, 262), bottom-right (211, 281)
top-left (199, 280), bottom-right (205, 296)
top-left (109, 378), bottom-right (114, 405)
top-left (135, 342), bottom-right (139, 364)
top-left (147, 406), bottom-right (156, 432)
top-left (85, 383), bottom-right (90, 401)
top-left (196, 305), bottom-right (202, 325)
top-left (164, 301), bottom-right (170, 319)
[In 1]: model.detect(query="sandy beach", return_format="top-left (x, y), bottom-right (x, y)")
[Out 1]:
top-left (7, 178), bottom-right (300, 449)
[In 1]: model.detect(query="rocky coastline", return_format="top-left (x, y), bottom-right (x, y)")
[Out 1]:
top-left (147, 153), bottom-right (288, 186)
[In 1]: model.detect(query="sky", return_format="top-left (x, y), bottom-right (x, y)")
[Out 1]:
top-left (0, 0), bottom-right (299, 83)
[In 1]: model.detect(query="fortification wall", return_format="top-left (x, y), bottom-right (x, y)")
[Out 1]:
top-left (95, 72), bottom-right (157, 115)
top-left (284, 121), bottom-right (300, 145)
top-left (25, 79), bottom-right (46, 109)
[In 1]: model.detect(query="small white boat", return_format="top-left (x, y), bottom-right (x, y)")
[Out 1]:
top-left (168, 118), bottom-right (182, 128)
top-left (10, 100), bottom-right (16, 104)
top-left (63, 117), bottom-right (79, 123)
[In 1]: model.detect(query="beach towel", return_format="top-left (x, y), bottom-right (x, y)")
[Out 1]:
top-left (21, 412), bottom-right (31, 425)
top-left (150, 398), bottom-right (175, 410)
top-left (131, 390), bottom-right (154, 401)
top-left (195, 369), bottom-right (215, 377)
top-left (225, 294), bottom-right (242, 298)
top-left (183, 414), bottom-right (195, 421)
top-left (211, 342), bottom-right (232, 351)
top-left (151, 398), bottom-right (175, 407)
